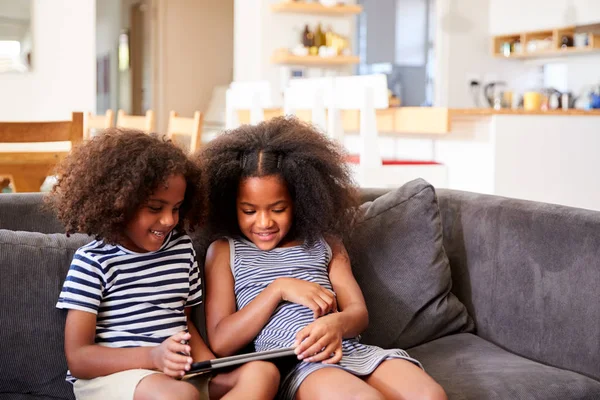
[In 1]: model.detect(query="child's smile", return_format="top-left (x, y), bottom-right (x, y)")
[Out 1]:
top-left (121, 174), bottom-right (187, 253)
top-left (237, 175), bottom-right (296, 251)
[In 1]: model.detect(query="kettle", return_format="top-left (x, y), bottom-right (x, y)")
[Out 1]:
top-left (484, 81), bottom-right (507, 108)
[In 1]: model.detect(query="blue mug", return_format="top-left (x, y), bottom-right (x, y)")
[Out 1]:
top-left (590, 93), bottom-right (600, 109)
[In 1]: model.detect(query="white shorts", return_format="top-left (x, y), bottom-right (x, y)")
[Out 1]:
top-left (73, 369), bottom-right (211, 400)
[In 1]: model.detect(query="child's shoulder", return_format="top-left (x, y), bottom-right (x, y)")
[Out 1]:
top-left (163, 230), bottom-right (194, 250)
top-left (207, 237), bottom-right (231, 252)
top-left (205, 238), bottom-right (232, 264)
top-left (75, 239), bottom-right (116, 257)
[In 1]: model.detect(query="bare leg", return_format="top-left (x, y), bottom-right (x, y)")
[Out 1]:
top-left (365, 359), bottom-right (447, 400)
top-left (210, 360), bottom-right (280, 400)
top-left (295, 367), bottom-right (384, 400)
top-left (134, 373), bottom-right (200, 400)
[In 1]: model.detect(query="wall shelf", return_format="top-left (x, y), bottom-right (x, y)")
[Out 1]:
top-left (270, 2), bottom-right (363, 16)
top-left (271, 52), bottom-right (360, 66)
top-left (492, 25), bottom-right (600, 60)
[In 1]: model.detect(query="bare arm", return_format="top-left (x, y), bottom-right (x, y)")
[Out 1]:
top-left (294, 237), bottom-right (369, 363)
top-left (65, 310), bottom-right (194, 379)
top-left (64, 310), bottom-right (153, 379)
top-left (185, 307), bottom-right (215, 361)
top-left (326, 237), bottom-right (369, 338)
top-left (204, 239), bottom-right (282, 357)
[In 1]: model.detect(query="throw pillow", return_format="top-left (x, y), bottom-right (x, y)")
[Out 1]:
top-left (346, 178), bottom-right (474, 350)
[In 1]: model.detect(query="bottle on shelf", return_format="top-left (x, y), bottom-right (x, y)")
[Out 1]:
top-left (561, 35), bottom-right (574, 48)
top-left (302, 24), bottom-right (314, 48)
top-left (314, 24), bottom-right (323, 46)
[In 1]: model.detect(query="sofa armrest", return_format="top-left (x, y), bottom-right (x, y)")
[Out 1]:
top-left (437, 189), bottom-right (600, 381)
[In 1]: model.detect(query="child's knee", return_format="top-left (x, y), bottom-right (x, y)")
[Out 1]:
top-left (153, 382), bottom-right (201, 400)
top-left (241, 360), bottom-right (280, 386)
top-left (420, 383), bottom-right (447, 400)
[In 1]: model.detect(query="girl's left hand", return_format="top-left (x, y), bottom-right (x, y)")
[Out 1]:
top-left (293, 314), bottom-right (343, 364)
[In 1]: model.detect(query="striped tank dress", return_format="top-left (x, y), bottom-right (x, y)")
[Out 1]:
top-left (228, 236), bottom-right (422, 399)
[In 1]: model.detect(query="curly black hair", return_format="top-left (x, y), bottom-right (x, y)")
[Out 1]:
top-left (45, 128), bottom-right (201, 243)
top-left (194, 116), bottom-right (359, 243)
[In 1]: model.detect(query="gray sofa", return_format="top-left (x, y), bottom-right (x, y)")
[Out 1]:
top-left (1, 183), bottom-right (599, 400)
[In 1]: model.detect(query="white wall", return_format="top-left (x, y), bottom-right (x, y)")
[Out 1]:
top-left (489, 0), bottom-right (600, 35)
top-left (154, 0), bottom-right (234, 132)
top-left (96, 0), bottom-right (120, 114)
top-left (0, 0), bottom-right (95, 121)
top-left (435, 0), bottom-right (539, 107)
top-left (233, 0), bottom-right (263, 83)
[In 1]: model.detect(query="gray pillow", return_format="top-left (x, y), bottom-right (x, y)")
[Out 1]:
top-left (346, 179), bottom-right (474, 350)
top-left (0, 229), bottom-right (91, 399)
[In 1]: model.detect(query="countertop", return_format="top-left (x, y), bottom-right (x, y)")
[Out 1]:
top-left (447, 108), bottom-right (600, 116)
top-left (236, 107), bottom-right (600, 135)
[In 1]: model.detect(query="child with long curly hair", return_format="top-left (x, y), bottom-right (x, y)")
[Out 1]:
top-left (196, 117), bottom-right (447, 400)
top-left (47, 128), bottom-right (279, 400)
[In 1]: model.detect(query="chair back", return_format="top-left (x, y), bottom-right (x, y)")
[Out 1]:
top-left (167, 111), bottom-right (203, 153)
top-left (0, 112), bottom-right (84, 192)
top-left (225, 81), bottom-right (276, 129)
top-left (0, 111), bottom-right (84, 144)
top-left (116, 109), bottom-right (155, 132)
top-left (84, 109), bottom-right (114, 139)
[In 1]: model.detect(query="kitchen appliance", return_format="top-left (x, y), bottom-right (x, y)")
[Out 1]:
top-left (561, 92), bottom-right (578, 110)
top-left (483, 81), bottom-right (507, 108)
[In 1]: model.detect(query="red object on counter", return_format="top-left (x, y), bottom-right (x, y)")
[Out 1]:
top-left (345, 154), bottom-right (442, 166)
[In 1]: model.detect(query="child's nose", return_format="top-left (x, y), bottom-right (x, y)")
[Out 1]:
top-left (257, 212), bottom-right (272, 228)
top-left (160, 211), bottom-right (175, 227)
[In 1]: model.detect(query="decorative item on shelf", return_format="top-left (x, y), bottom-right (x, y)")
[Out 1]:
top-left (312, 23), bottom-right (325, 55)
top-left (294, 23), bottom-right (351, 58)
top-left (513, 38), bottom-right (522, 54)
top-left (574, 32), bottom-right (589, 48)
top-left (501, 41), bottom-right (511, 57)
top-left (302, 24), bottom-right (314, 48)
top-left (561, 35), bottom-right (574, 48)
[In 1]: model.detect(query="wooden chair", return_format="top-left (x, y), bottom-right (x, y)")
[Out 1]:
top-left (283, 77), bottom-right (333, 135)
top-left (167, 111), bottom-right (203, 153)
top-left (0, 112), bottom-right (84, 192)
top-left (284, 75), bottom-right (448, 188)
top-left (332, 74), bottom-right (448, 188)
top-left (116, 109), bottom-right (155, 132)
top-left (225, 81), bottom-right (277, 129)
top-left (84, 109), bottom-right (114, 139)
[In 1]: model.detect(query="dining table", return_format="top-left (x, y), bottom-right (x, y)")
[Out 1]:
top-left (0, 141), bottom-right (71, 192)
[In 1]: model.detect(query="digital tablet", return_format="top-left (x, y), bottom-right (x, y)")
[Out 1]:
top-left (185, 347), bottom-right (297, 375)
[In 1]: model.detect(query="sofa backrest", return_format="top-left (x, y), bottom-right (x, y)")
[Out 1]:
top-left (436, 188), bottom-right (600, 382)
top-left (0, 193), bottom-right (64, 233)
top-left (0, 191), bottom-right (392, 233)
top-left (0, 230), bottom-right (90, 399)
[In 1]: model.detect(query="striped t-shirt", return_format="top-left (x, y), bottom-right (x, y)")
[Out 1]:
top-left (56, 230), bottom-right (202, 377)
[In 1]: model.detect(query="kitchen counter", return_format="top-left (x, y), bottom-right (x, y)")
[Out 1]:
top-left (448, 108), bottom-right (600, 116)
top-left (237, 107), bottom-right (600, 135)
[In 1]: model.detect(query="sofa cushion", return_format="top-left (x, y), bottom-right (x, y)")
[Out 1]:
top-left (346, 178), bottom-right (473, 350)
top-left (409, 333), bottom-right (600, 400)
top-left (0, 230), bottom-right (91, 399)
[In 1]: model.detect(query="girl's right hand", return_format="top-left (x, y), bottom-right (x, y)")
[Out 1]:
top-left (150, 331), bottom-right (193, 377)
top-left (274, 278), bottom-right (337, 318)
